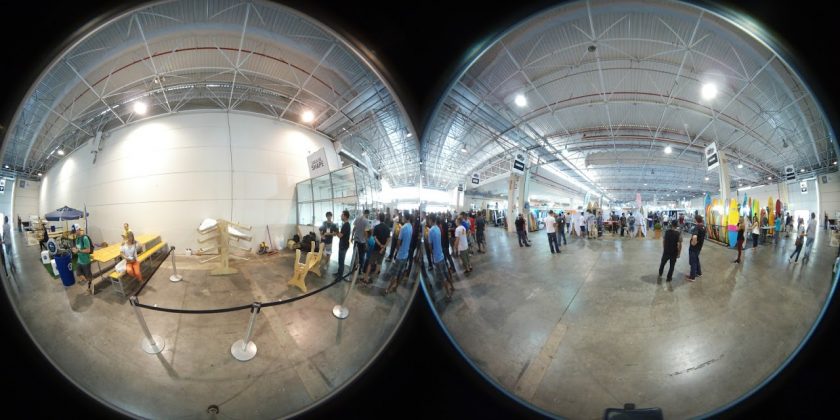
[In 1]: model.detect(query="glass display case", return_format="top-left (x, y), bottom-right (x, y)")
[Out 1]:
top-left (296, 165), bottom-right (382, 227)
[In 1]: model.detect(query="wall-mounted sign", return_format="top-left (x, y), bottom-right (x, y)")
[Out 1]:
top-left (0, 179), bottom-right (4, 194)
top-left (471, 172), bottom-right (480, 185)
top-left (705, 142), bottom-right (719, 171)
top-left (800, 180), bottom-right (808, 194)
top-left (784, 165), bottom-right (796, 181)
top-left (457, 184), bottom-right (464, 192)
top-left (306, 148), bottom-right (330, 178)
top-left (512, 153), bottom-right (526, 174)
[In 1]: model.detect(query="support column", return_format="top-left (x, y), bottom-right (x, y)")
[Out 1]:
top-left (517, 168), bottom-right (530, 220)
top-left (507, 173), bottom-right (519, 233)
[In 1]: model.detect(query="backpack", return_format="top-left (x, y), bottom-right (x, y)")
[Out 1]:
top-left (795, 235), bottom-right (803, 246)
top-left (81, 235), bottom-right (95, 254)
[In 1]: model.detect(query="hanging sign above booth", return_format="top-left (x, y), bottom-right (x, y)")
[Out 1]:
top-left (784, 165), bottom-right (796, 181)
top-left (306, 148), bottom-right (330, 178)
top-left (800, 180), bottom-right (808, 194)
top-left (705, 142), bottom-right (719, 171)
top-left (512, 153), bottom-right (526, 174)
top-left (471, 172), bottom-right (480, 185)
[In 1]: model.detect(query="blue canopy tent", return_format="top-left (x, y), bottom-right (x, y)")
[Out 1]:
top-left (44, 206), bottom-right (89, 221)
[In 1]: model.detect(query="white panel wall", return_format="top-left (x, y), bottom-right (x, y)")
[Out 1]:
top-left (39, 111), bottom-right (339, 251)
top-left (0, 178), bottom-right (14, 223)
top-left (819, 173), bottom-right (840, 219)
top-left (13, 179), bottom-right (40, 220)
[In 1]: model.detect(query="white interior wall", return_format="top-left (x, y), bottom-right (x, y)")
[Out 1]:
top-left (13, 179), bottom-right (41, 221)
top-left (39, 111), bottom-right (339, 251)
top-left (0, 178), bottom-right (14, 223)
top-left (818, 173), bottom-right (840, 219)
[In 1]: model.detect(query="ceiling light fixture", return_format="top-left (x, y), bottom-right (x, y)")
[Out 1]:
top-left (3, 165), bottom-right (8, 169)
top-left (738, 163), bottom-right (744, 169)
top-left (664, 146), bottom-right (672, 154)
top-left (705, 177), bottom-right (709, 181)
top-left (301, 110), bottom-right (315, 123)
top-left (701, 82), bottom-right (718, 100)
top-left (57, 150), bottom-right (65, 156)
top-left (514, 94), bottom-right (527, 107)
top-left (800, 168), bottom-right (805, 172)
top-left (461, 146), bottom-right (467, 153)
top-left (38, 172), bottom-right (42, 176)
top-left (133, 101), bottom-right (148, 115)
top-left (767, 176), bottom-right (772, 180)
top-left (406, 132), bottom-right (412, 138)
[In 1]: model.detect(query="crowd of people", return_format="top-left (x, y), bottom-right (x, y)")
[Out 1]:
top-left (311, 208), bottom-right (494, 301)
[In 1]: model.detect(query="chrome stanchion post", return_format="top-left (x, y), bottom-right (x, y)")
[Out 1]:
top-left (332, 247), bottom-right (358, 319)
top-left (231, 302), bottom-right (260, 361)
top-left (129, 296), bottom-right (165, 354)
top-left (169, 247), bottom-right (182, 282)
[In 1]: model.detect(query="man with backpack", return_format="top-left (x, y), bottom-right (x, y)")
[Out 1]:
top-left (628, 213), bottom-right (636, 238)
top-left (72, 227), bottom-right (95, 295)
top-left (620, 213), bottom-right (627, 237)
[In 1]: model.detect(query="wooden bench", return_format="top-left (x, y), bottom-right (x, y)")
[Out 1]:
top-left (108, 240), bottom-right (168, 297)
top-left (288, 241), bottom-right (325, 293)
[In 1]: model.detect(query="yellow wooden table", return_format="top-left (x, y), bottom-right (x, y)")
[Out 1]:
top-left (92, 233), bottom-right (159, 262)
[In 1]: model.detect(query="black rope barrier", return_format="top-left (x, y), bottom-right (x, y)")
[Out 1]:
top-left (133, 260), bottom-right (351, 314)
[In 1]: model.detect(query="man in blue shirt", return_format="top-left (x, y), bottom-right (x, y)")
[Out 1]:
top-left (384, 214), bottom-right (413, 295)
top-left (428, 214), bottom-right (454, 300)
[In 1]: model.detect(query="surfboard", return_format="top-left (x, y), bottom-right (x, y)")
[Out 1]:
top-left (728, 198), bottom-right (739, 247)
top-left (768, 197), bottom-right (775, 234)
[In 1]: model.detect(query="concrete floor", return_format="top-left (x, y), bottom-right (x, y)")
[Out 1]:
top-left (430, 225), bottom-right (835, 419)
top-left (3, 234), bottom-right (414, 419)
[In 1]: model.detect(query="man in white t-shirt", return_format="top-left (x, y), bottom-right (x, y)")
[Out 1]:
top-left (454, 216), bottom-right (472, 273)
top-left (802, 212), bottom-right (818, 263)
top-left (544, 210), bottom-right (560, 254)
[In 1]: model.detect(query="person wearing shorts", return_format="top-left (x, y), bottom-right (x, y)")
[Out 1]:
top-left (72, 227), bottom-right (94, 295)
top-left (455, 216), bottom-right (472, 273)
top-left (384, 214), bottom-right (413, 295)
top-left (428, 214), bottom-right (454, 300)
top-left (364, 213), bottom-right (390, 285)
top-left (319, 212), bottom-right (338, 267)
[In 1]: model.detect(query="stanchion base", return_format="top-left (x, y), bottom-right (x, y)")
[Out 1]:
top-left (333, 305), bottom-right (349, 319)
top-left (141, 335), bottom-right (165, 354)
top-left (231, 340), bottom-right (257, 361)
top-left (169, 274), bottom-right (183, 282)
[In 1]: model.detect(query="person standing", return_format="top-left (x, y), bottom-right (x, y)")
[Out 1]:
top-left (384, 214), bottom-right (413, 295)
top-left (334, 210), bottom-right (351, 279)
top-left (774, 215), bottom-right (783, 245)
top-left (364, 214), bottom-right (390, 284)
top-left (386, 214), bottom-right (402, 262)
top-left (733, 221), bottom-right (745, 263)
top-left (825, 212), bottom-right (829, 230)
top-left (476, 212), bottom-right (486, 253)
top-left (751, 216), bottom-right (760, 249)
top-left (429, 215), bottom-right (454, 300)
top-left (685, 215), bottom-right (706, 282)
top-left (785, 212), bottom-right (793, 236)
top-left (319, 211), bottom-right (338, 268)
top-left (556, 212), bottom-right (567, 245)
top-left (544, 210), bottom-right (560, 254)
top-left (658, 220), bottom-right (682, 281)
top-left (515, 214), bottom-right (530, 247)
top-left (441, 214), bottom-right (457, 274)
top-left (802, 212), bottom-right (818, 263)
top-left (454, 216), bottom-right (472, 273)
top-left (405, 212), bottom-right (424, 280)
top-left (620, 213), bottom-right (627, 237)
top-left (16, 215), bottom-right (22, 233)
top-left (628, 212), bottom-right (637, 238)
top-left (2, 216), bottom-right (12, 275)
top-left (120, 231), bottom-right (145, 285)
top-left (352, 209), bottom-right (370, 275)
top-left (72, 227), bottom-right (94, 294)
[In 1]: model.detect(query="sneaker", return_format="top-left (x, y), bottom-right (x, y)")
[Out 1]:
top-left (666, 278), bottom-right (672, 282)
top-left (685, 275), bottom-right (695, 282)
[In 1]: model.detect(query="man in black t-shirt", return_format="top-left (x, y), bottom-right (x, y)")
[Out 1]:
top-left (658, 220), bottom-right (682, 282)
top-left (686, 215), bottom-right (706, 281)
top-left (335, 210), bottom-right (351, 279)
top-left (619, 213), bottom-right (627, 236)
top-left (556, 212), bottom-right (567, 245)
top-left (515, 214), bottom-right (529, 247)
top-left (364, 213), bottom-right (391, 284)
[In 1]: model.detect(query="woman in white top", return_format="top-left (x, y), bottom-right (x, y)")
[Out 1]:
top-left (751, 216), bottom-right (760, 249)
top-left (121, 231), bottom-right (144, 282)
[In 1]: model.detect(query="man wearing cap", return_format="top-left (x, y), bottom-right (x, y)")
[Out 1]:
top-left (72, 227), bottom-right (94, 295)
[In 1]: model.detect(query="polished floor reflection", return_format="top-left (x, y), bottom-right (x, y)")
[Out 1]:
top-left (429, 226), bottom-right (833, 419)
top-left (4, 234), bottom-right (413, 418)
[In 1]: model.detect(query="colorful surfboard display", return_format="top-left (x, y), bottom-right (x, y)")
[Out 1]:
top-left (768, 197), bottom-right (775, 234)
top-left (776, 199), bottom-right (782, 220)
top-left (753, 199), bottom-right (760, 223)
top-left (727, 198), bottom-right (739, 247)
